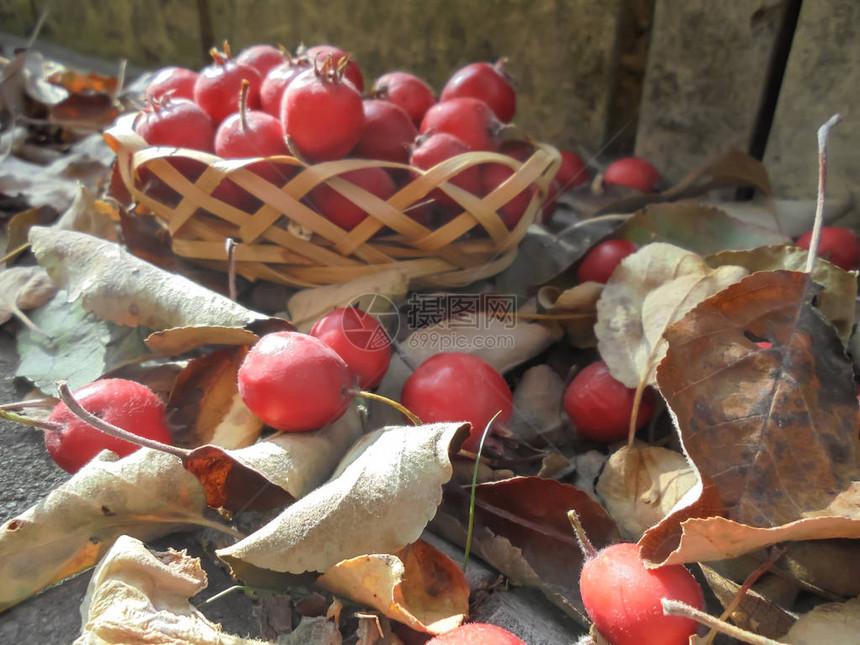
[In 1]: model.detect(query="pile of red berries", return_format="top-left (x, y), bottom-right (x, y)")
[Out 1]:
top-left (132, 42), bottom-right (590, 233)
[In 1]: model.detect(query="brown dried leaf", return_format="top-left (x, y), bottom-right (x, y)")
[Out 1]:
top-left (433, 476), bottom-right (621, 622)
top-left (317, 539), bottom-right (468, 634)
top-left (708, 245), bottom-right (858, 343)
top-left (217, 423), bottom-right (468, 576)
top-left (783, 596), bottom-right (860, 645)
top-left (595, 242), bottom-right (748, 387)
top-left (595, 441), bottom-right (696, 541)
top-left (699, 564), bottom-right (796, 640)
top-left (537, 282), bottom-right (602, 348)
top-left (642, 270), bottom-right (860, 565)
top-left (168, 347), bottom-right (264, 450)
top-left (75, 535), bottom-right (266, 645)
top-left (186, 403), bottom-right (364, 511)
top-left (0, 449), bottom-right (215, 612)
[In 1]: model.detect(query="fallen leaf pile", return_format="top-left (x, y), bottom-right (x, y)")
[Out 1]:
top-left (1, 43), bottom-right (860, 645)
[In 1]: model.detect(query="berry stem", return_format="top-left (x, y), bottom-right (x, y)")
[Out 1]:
top-left (567, 509), bottom-right (598, 560)
top-left (804, 114), bottom-right (842, 274)
top-left (0, 408), bottom-right (63, 433)
top-left (56, 381), bottom-right (191, 460)
top-left (238, 79), bottom-right (250, 132)
top-left (661, 599), bottom-right (788, 645)
top-left (353, 389), bottom-right (421, 426)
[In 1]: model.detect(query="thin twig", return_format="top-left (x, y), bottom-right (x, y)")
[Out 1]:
top-left (662, 599), bottom-right (788, 645)
top-left (56, 381), bottom-right (190, 460)
top-left (463, 410), bottom-right (502, 571)
top-left (225, 238), bottom-right (237, 301)
top-left (803, 114), bottom-right (842, 274)
top-left (567, 510), bottom-right (598, 559)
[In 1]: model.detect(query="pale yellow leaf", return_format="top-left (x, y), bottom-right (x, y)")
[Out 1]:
top-left (784, 596), bottom-right (860, 645)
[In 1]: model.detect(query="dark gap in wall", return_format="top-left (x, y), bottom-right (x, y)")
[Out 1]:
top-left (747, 0), bottom-right (803, 162)
top-left (196, 0), bottom-right (215, 66)
top-left (603, 0), bottom-right (657, 159)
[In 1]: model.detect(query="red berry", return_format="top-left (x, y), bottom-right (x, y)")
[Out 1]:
top-left (145, 66), bottom-right (198, 102)
top-left (194, 48), bottom-right (263, 126)
top-left (237, 331), bottom-right (356, 432)
top-left (373, 71), bottom-right (436, 128)
top-left (401, 353), bottom-right (513, 452)
top-left (420, 97), bottom-right (501, 152)
top-left (440, 60), bottom-right (517, 123)
top-left (603, 157), bottom-right (660, 193)
top-left (480, 162), bottom-right (532, 229)
top-left (310, 167), bottom-right (396, 231)
top-left (580, 542), bottom-right (704, 645)
top-left (260, 56), bottom-right (311, 117)
top-left (310, 308), bottom-right (391, 389)
top-left (564, 360), bottom-right (656, 442)
top-left (410, 132), bottom-right (482, 209)
top-left (236, 43), bottom-right (285, 77)
top-left (133, 97), bottom-right (215, 151)
top-left (303, 44), bottom-right (364, 92)
top-left (577, 239), bottom-right (638, 284)
top-left (556, 150), bottom-right (589, 189)
top-left (45, 379), bottom-right (172, 474)
top-left (351, 99), bottom-right (418, 163)
top-left (426, 622), bottom-right (525, 644)
top-left (280, 63), bottom-right (364, 162)
top-left (795, 226), bottom-right (860, 271)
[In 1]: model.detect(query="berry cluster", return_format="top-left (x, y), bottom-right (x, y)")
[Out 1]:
top-left (133, 42), bottom-right (595, 232)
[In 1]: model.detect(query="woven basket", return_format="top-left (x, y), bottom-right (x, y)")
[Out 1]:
top-left (105, 113), bottom-right (560, 288)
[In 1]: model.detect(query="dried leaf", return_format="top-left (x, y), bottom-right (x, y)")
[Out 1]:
top-left (168, 347), bottom-right (264, 450)
top-left (75, 535), bottom-right (265, 645)
top-left (642, 271), bottom-right (860, 565)
top-left (783, 596), bottom-right (860, 645)
top-left (54, 184), bottom-right (119, 240)
top-left (537, 282), bottom-right (602, 348)
top-left (279, 616), bottom-right (341, 644)
top-left (217, 423), bottom-right (468, 576)
top-left (433, 476), bottom-right (621, 622)
top-left (595, 242), bottom-right (748, 387)
top-left (708, 245), bottom-right (857, 343)
top-left (780, 540), bottom-right (860, 598)
top-left (186, 403), bottom-right (364, 511)
top-left (29, 227), bottom-right (288, 351)
top-left (287, 269), bottom-right (409, 332)
top-left (16, 290), bottom-right (152, 391)
top-left (595, 442), bottom-right (696, 541)
top-left (699, 564), bottom-right (796, 640)
top-left (0, 449), bottom-right (216, 612)
top-left (616, 201), bottom-right (789, 255)
top-left (0, 265), bottom-right (56, 326)
top-left (317, 539), bottom-right (468, 634)
top-left (508, 364), bottom-right (566, 444)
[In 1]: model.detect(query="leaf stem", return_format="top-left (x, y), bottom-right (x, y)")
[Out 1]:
top-left (661, 599), bottom-right (788, 645)
top-left (463, 410), bottom-right (502, 571)
top-left (0, 408), bottom-right (63, 433)
top-left (56, 381), bottom-right (191, 460)
top-left (567, 510), bottom-right (598, 560)
top-left (803, 114), bottom-right (842, 274)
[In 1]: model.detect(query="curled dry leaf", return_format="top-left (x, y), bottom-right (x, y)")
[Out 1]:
top-left (287, 268), bottom-right (409, 332)
top-left (217, 423), bottom-right (469, 576)
top-left (168, 347), bottom-right (264, 450)
top-left (432, 476), bottom-right (621, 622)
top-left (783, 596), bottom-right (860, 645)
top-left (595, 242), bottom-right (748, 387)
top-left (317, 539), bottom-right (468, 634)
top-left (75, 535), bottom-right (266, 645)
top-left (0, 265), bottom-right (57, 328)
top-left (642, 271), bottom-right (860, 566)
top-left (615, 200), bottom-right (789, 256)
top-left (708, 245), bottom-right (857, 343)
top-left (537, 282), bottom-right (602, 348)
top-left (595, 441), bottom-right (696, 541)
top-left (0, 449), bottom-right (217, 612)
top-left (28, 227), bottom-right (289, 352)
top-left (186, 403), bottom-right (364, 511)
